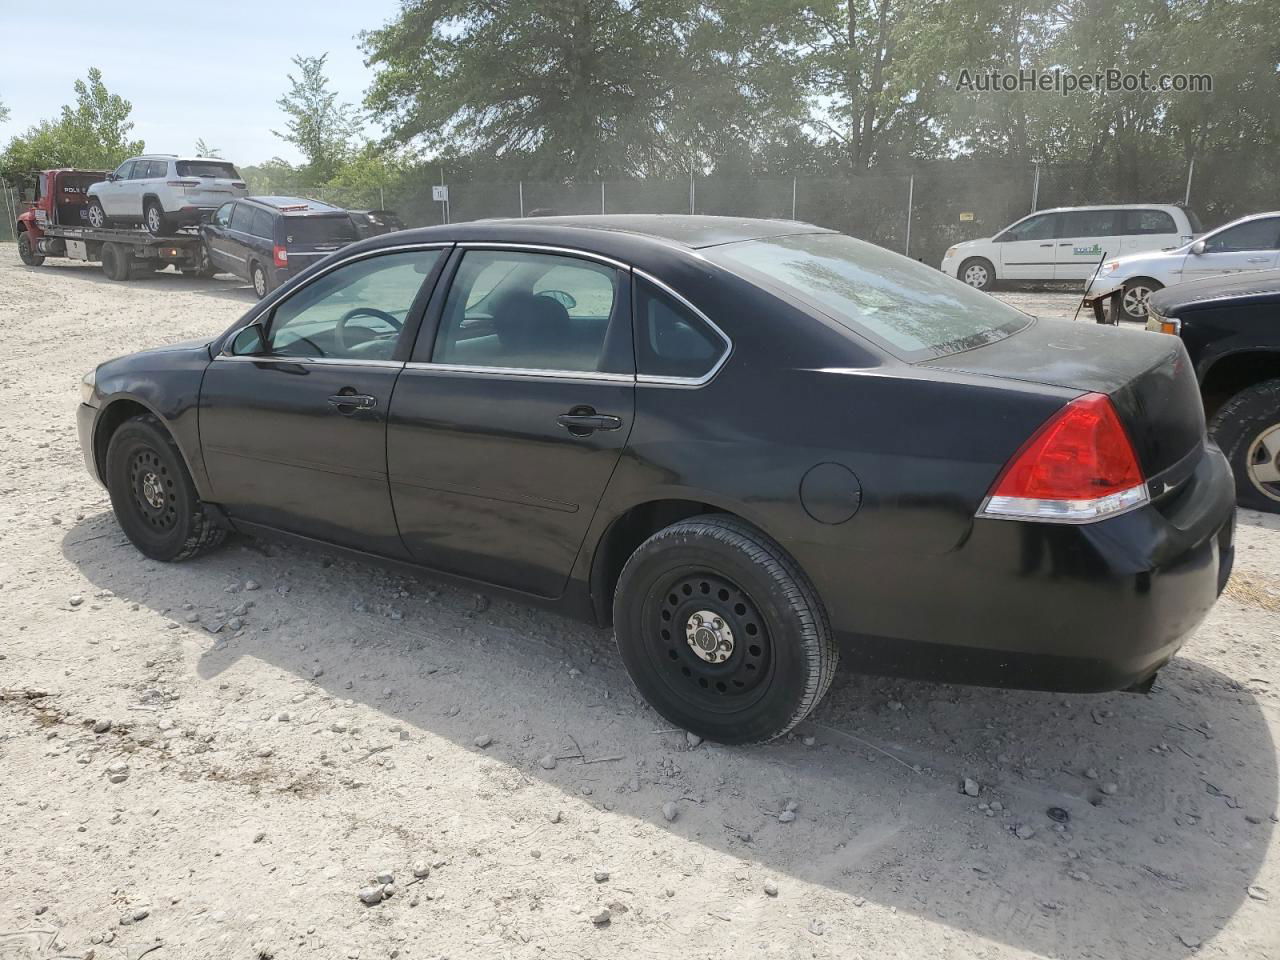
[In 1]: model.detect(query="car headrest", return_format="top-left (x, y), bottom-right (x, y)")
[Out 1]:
top-left (492, 291), bottom-right (571, 350)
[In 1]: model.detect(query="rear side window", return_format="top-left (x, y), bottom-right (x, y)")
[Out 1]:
top-left (634, 279), bottom-right (726, 381)
top-left (284, 215), bottom-right (359, 246)
top-left (250, 208), bottom-right (274, 240)
top-left (1124, 209), bottom-right (1177, 235)
top-left (176, 160), bottom-right (241, 179)
top-left (229, 203), bottom-right (255, 232)
top-left (710, 232), bottom-right (1031, 361)
top-left (1059, 210), bottom-right (1119, 237)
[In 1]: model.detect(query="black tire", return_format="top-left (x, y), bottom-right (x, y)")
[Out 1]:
top-left (250, 261), bottom-right (271, 299)
top-left (104, 415), bottom-right (227, 562)
top-left (1208, 379), bottom-right (1280, 513)
top-left (958, 257), bottom-right (995, 291)
top-left (1120, 278), bottom-right (1162, 321)
top-left (100, 243), bottom-right (132, 282)
top-left (189, 245), bottom-right (219, 279)
top-left (613, 513), bottom-right (838, 744)
top-left (17, 232), bottom-right (44, 266)
top-left (144, 199), bottom-right (171, 237)
top-left (87, 198), bottom-right (109, 229)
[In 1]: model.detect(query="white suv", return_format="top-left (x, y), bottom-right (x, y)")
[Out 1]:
top-left (87, 156), bottom-right (248, 236)
top-left (940, 204), bottom-right (1201, 291)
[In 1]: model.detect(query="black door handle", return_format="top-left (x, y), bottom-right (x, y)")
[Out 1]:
top-left (328, 393), bottom-right (377, 412)
top-left (557, 413), bottom-right (622, 434)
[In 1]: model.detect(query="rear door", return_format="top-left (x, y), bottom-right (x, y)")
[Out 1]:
top-left (1053, 209), bottom-right (1120, 280)
top-left (387, 246), bottom-right (635, 597)
top-left (994, 212), bottom-right (1060, 280)
top-left (1183, 216), bottom-right (1280, 281)
top-left (226, 202), bottom-right (263, 274)
top-left (199, 246), bottom-right (448, 555)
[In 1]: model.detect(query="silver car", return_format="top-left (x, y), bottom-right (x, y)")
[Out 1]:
top-left (87, 155), bottom-right (248, 236)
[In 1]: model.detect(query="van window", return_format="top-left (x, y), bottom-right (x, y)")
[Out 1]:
top-left (250, 208), bottom-right (274, 240)
top-left (1123, 209), bottom-right (1177, 235)
top-left (1000, 213), bottom-right (1057, 242)
top-left (1059, 210), bottom-right (1119, 237)
top-left (229, 203), bottom-right (255, 233)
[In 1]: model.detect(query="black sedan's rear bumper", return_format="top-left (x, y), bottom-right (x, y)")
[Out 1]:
top-left (813, 443), bottom-right (1236, 693)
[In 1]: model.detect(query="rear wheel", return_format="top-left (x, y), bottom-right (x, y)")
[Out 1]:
top-left (87, 199), bottom-right (108, 229)
top-left (104, 415), bottom-right (227, 562)
top-left (613, 514), bottom-right (838, 744)
top-left (1209, 379), bottom-right (1280, 513)
top-left (100, 243), bottom-right (132, 282)
top-left (144, 200), bottom-right (170, 237)
top-left (959, 257), bottom-right (995, 291)
top-left (251, 261), bottom-right (270, 299)
top-left (17, 232), bottom-right (44, 266)
top-left (1120, 278), bottom-right (1162, 321)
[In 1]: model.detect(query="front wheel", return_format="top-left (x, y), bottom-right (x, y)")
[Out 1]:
top-left (1209, 379), bottom-right (1280, 513)
top-left (1120, 278), bottom-right (1162, 321)
top-left (613, 514), bottom-right (838, 744)
top-left (87, 199), bottom-right (108, 229)
top-left (105, 415), bottom-right (227, 561)
top-left (17, 232), bottom-right (44, 266)
top-left (959, 257), bottom-right (995, 291)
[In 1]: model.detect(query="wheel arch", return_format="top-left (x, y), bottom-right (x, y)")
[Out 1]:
top-left (92, 396), bottom-right (204, 498)
top-left (1201, 349), bottom-right (1280, 420)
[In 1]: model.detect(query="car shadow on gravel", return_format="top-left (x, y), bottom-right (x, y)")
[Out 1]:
top-left (28, 260), bottom-right (257, 304)
top-left (62, 516), bottom-right (1276, 959)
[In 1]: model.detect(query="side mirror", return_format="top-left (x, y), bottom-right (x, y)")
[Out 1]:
top-left (229, 324), bottom-right (267, 356)
top-left (1190, 240), bottom-right (1206, 255)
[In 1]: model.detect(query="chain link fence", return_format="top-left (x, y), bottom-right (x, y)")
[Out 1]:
top-left (5, 156), bottom-right (1277, 267)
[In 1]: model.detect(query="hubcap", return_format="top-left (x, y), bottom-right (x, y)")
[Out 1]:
top-left (649, 572), bottom-right (770, 700)
top-left (1123, 287), bottom-right (1152, 317)
top-left (1247, 423), bottom-right (1280, 501)
top-left (685, 609), bottom-right (734, 663)
top-left (148, 208), bottom-right (160, 231)
top-left (128, 449), bottom-right (178, 530)
top-left (963, 265), bottom-right (988, 287)
top-left (89, 206), bottom-right (103, 227)
top-left (254, 269), bottom-right (266, 296)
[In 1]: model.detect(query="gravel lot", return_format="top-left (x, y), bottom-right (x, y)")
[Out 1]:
top-left (1, 254), bottom-right (1278, 960)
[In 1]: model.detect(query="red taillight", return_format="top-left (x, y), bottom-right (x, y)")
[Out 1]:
top-left (981, 392), bottom-right (1148, 522)
top-left (273, 244), bottom-right (289, 268)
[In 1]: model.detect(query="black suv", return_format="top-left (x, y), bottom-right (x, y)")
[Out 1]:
top-left (201, 196), bottom-right (358, 298)
top-left (1146, 269), bottom-right (1280, 512)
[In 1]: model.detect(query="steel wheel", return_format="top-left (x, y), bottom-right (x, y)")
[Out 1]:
top-left (128, 448), bottom-right (179, 532)
top-left (959, 258), bottom-right (994, 291)
top-left (1245, 422), bottom-right (1280, 503)
top-left (645, 570), bottom-right (772, 709)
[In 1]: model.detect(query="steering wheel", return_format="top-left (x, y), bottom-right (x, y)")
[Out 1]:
top-left (335, 307), bottom-right (403, 352)
top-left (537, 289), bottom-right (577, 310)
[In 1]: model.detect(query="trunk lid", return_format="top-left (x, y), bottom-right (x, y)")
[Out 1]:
top-left (925, 317), bottom-right (1205, 479)
top-left (173, 160), bottom-right (247, 206)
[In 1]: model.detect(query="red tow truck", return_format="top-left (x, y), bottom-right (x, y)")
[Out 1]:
top-left (14, 168), bottom-right (213, 281)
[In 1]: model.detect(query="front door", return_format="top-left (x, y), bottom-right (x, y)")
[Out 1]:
top-left (99, 160), bottom-right (135, 217)
top-left (388, 247), bottom-right (635, 597)
top-left (1053, 209), bottom-right (1120, 281)
top-left (1183, 216), bottom-right (1280, 281)
top-left (994, 211), bottom-right (1060, 280)
top-left (199, 246), bottom-right (447, 556)
top-left (203, 203), bottom-right (238, 273)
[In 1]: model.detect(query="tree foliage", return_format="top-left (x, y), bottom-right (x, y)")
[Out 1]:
top-left (273, 54), bottom-right (362, 182)
top-left (0, 69), bottom-right (143, 179)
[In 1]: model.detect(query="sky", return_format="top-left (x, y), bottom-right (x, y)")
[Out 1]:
top-left (0, 0), bottom-right (404, 166)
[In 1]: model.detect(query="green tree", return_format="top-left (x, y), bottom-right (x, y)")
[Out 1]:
top-left (194, 138), bottom-right (222, 158)
top-left (0, 69), bottom-right (143, 178)
top-left (0, 97), bottom-right (9, 125)
top-left (273, 54), bottom-right (361, 182)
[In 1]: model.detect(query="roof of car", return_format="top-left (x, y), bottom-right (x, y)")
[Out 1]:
top-left (406, 215), bottom-right (833, 250)
top-left (1032, 204), bottom-right (1186, 213)
top-left (244, 196), bottom-right (347, 215)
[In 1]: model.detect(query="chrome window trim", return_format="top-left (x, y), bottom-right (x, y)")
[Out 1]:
top-left (213, 355), bottom-right (405, 369)
top-left (402, 361), bottom-right (632, 384)
top-left (454, 241), bottom-right (630, 271)
top-left (631, 268), bottom-right (733, 388)
top-left (219, 242), bottom-right (454, 357)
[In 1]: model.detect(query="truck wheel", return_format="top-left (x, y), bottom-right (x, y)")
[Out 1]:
top-left (1209, 379), bottom-right (1280, 513)
top-left (959, 257), bottom-right (995, 291)
top-left (17, 232), bottom-right (45, 266)
top-left (1120, 278), bottom-right (1162, 321)
top-left (100, 243), bottom-right (132, 282)
top-left (87, 199), bottom-right (108, 229)
top-left (144, 200), bottom-right (171, 237)
top-left (104, 414), bottom-right (227, 562)
top-left (613, 513), bottom-right (839, 744)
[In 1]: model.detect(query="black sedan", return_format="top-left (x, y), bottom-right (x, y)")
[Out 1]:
top-left (1146, 269), bottom-right (1280, 512)
top-left (77, 216), bottom-right (1236, 743)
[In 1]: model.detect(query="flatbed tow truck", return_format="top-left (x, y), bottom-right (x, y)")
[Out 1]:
top-left (13, 168), bottom-right (214, 281)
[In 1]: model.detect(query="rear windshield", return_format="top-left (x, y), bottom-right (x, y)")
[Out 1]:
top-left (176, 160), bottom-right (241, 179)
top-left (709, 233), bottom-right (1032, 360)
top-left (284, 215), bottom-right (359, 245)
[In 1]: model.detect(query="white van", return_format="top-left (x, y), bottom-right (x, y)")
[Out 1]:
top-left (940, 204), bottom-right (1201, 290)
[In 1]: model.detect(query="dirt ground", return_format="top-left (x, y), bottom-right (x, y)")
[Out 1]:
top-left (1, 254), bottom-right (1278, 960)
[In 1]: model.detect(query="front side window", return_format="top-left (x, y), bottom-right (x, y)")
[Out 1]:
top-left (265, 250), bottom-right (442, 361)
top-left (1000, 213), bottom-right (1057, 242)
top-left (1124, 209), bottom-right (1177, 235)
top-left (431, 250), bottom-right (626, 373)
top-left (1059, 210), bottom-right (1119, 237)
top-left (634, 279), bottom-right (725, 380)
top-left (1203, 217), bottom-right (1280, 253)
top-left (212, 202), bottom-right (233, 228)
top-left (113, 161), bottom-right (136, 180)
top-left (710, 232), bottom-right (1031, 360)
